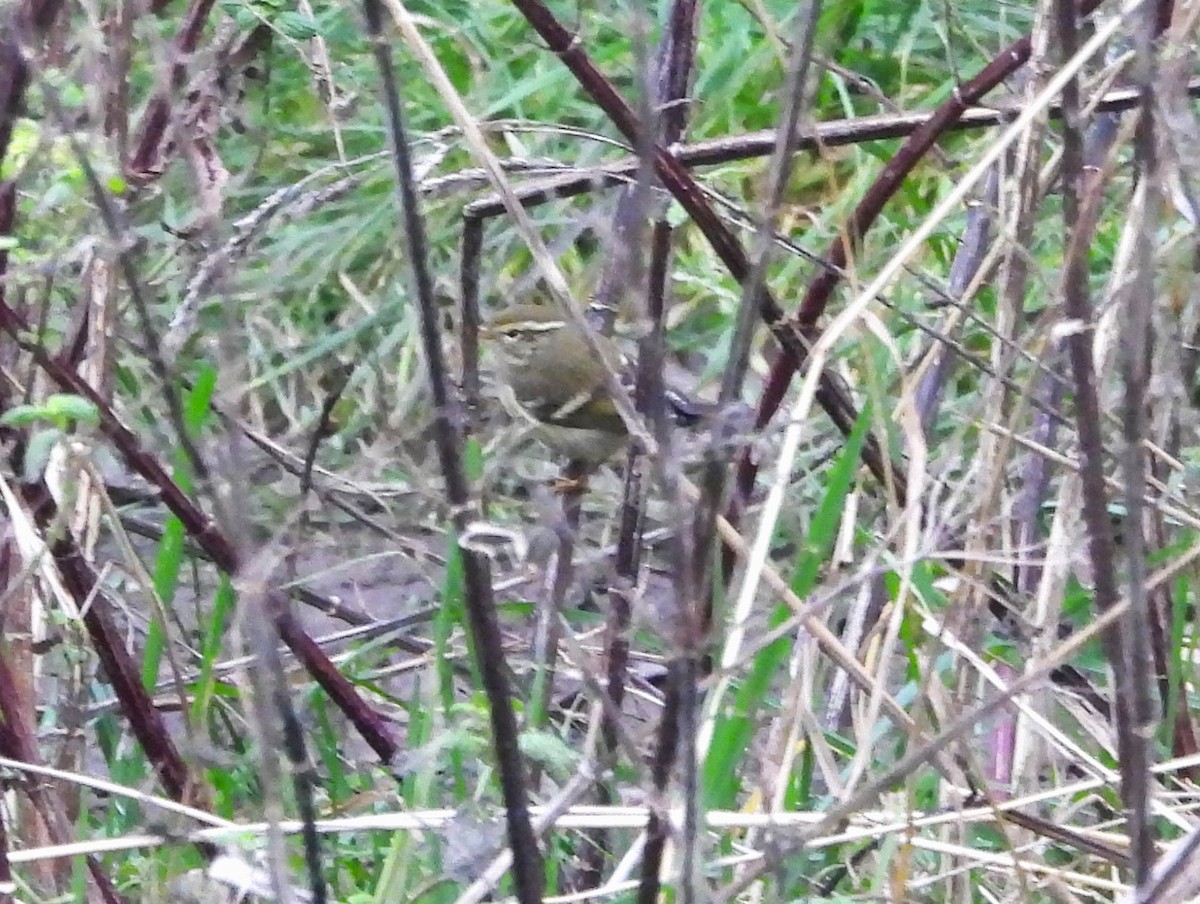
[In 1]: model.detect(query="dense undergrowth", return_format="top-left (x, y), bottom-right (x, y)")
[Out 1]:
top-left (0, 0), bottom-right (1197, 902)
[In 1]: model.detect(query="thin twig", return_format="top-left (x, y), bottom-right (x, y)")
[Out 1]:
top-left (1119, 0), bottom-right (1165, 880)
top-left (1055, 0), bottom-right (1154, 887)
top-left (360, 1), bottom-right (543, 900)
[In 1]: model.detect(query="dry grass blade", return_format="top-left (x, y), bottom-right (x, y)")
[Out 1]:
top-left (380, 0), bottom-right (655, 458)
top-left (2, 0), bottom-right (1199, 899)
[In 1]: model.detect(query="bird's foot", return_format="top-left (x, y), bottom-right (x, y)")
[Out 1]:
top-left (550, 474), bottom-right (589, 495)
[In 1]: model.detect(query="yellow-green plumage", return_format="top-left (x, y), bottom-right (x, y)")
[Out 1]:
top-left (482, 304), bottom-right (628, 466)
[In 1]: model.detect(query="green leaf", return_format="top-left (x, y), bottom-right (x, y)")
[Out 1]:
top-left (277, 10), bottom-right (319, 39)
top-left (190, 578), bottom-right (237, 722)
top-left (44, 393), bottom-right (100, 426)
top-left (519, 730), bottom-right (577, 780)
top-left (22, 429), bottom-right (62, 482)
top-left (0, 404), bottom-right (45, 428)
top-left (2, 394), bottom-right (100, 429)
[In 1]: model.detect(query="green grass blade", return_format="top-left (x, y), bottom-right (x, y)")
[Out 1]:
top-left (701, 404), bottom-right (871, 808)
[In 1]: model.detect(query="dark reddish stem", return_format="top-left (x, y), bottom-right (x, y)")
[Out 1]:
top-left (126, 0), bottom-right (217, 177)
top-left (507, 0), bottom-right (901, 498)
top-left (735, 0), bottom-right (1107, 509)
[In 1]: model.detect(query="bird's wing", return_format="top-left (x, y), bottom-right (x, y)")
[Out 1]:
top-left (526, 385), bottom-right (625, 434)
top-left (517, 333), bottom-right (628, 434)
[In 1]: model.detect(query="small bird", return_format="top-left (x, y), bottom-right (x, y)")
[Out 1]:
top-left (482, 303), bottom-right (629, 469)
top-left (481, 303), bottom-right (730, 489)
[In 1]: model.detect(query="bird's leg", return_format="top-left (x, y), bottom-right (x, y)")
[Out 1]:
top-left (551, 460), bottom-right (591, 495)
